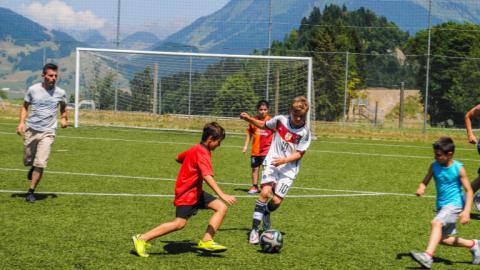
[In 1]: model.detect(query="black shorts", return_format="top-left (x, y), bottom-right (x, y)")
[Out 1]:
top-left (175, 192), bottom-right (217, 219)
top-left (251, 156), bottom-right (265, 168)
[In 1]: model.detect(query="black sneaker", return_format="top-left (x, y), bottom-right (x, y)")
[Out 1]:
top-left (27, 166), bottom-right (35, 181)
top-left (25, 193), bottom-right (36, 203)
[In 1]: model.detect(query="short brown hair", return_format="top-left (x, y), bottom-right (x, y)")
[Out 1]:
top-left (42, 63), bottom-right (58, 74)
top-left (433, 137), bottom-right (455, 154)
top-left (290, 96), bottom-right (309, 116)
top-left (201, 122), bottom-right (226, 142)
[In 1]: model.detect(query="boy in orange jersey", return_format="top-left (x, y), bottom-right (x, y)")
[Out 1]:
top-left (242, 100), bottom-right (273, 194)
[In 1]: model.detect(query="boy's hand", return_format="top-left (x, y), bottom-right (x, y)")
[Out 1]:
top-left (239, 112), bottom-right (250, 120)
top-left (271, 157), bottom-right (287, 167)
top-left (242, 146), bottom-right (248, 153)
top-left (468, 134), bottom-right (478, 144)
top-left (415, 184), bottom-right (426, 196)
top-left (460, 210), bottom-right (470, 224)
top-left (220, 194), bottom-right (237, 205)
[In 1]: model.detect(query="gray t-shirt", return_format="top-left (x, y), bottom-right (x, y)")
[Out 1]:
top-left (24, 83), bottom-right (67, 133)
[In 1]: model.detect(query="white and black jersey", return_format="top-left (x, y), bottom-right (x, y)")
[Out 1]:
top-left (263, 115), bottom-right (311, 179)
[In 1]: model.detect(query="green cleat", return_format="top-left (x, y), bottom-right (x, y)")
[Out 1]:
top-left (196, 240), bottom-right (227, 253)
top-left (132, 235), bottom-right (149, 257)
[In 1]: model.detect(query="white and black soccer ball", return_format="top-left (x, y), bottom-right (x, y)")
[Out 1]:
top-left (260, 229), bottom-right (283, 253)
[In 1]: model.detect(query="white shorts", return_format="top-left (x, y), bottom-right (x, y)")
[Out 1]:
top-left (435, 205), bottom-right (462, 236)
top-left (261, 165), bottom-right (294, 198)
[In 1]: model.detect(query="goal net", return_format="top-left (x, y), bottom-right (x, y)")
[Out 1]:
top-left (74, 48), bottom-right (313, 131)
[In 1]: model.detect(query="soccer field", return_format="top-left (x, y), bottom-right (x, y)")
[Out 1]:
top-left (1, 120), bottom-right (480, 269)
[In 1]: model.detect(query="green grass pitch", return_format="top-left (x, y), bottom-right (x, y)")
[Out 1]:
top-left (1, 120), bottom-right (480, 269)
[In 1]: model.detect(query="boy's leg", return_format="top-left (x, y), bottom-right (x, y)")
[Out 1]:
top-left (132, 218), bottom-right (187, 258)
top-left (140, 218), bottom-right (187, 242)
top-left (425, 219), bottom-right (444, 256)
top-left (248, 166), bottom-right (260, 194)
top-left (262, 176), bottom-right (293, 230)
top-left (197, 195), bottom-right (229, 252)
top-left (472, 174), bottom-right (480, 193)
top-left (249, 184), bottom-right (272, 244)
top-left (202, 199), bottom-right (228, 242)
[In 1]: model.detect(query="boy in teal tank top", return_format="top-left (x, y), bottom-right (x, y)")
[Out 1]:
top-left (411, 137), bottom-right (480, 269)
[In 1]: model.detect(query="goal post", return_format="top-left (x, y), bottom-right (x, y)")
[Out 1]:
top-left (74, 47), bottom-right (313, 132)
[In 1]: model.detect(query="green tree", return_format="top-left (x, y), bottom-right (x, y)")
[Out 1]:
top-left (405, 22), bottom-right (480, 126)
top-left (130, 66), bottom-right (154, 112)
top-left (213, 73), bottom-right (258, 117)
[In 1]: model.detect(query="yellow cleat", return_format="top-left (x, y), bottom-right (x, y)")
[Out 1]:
top-left (132, 235), bottom-right (149, 257)
top-left (196, 240), bottom-right (227, 253)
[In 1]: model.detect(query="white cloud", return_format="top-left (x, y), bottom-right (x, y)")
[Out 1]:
top-left (20, 0), bottom-right (106, 30)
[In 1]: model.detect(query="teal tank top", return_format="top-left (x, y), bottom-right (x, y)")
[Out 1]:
top-left (432, 160), bottom-right (464, 209)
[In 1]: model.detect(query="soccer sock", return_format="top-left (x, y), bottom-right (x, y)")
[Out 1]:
top-left (27, 188), bottom-right (35, 194)
top-left (252, 200), bottom-right (266, 230)
top-left (266, 200), bottom-right (279, 213)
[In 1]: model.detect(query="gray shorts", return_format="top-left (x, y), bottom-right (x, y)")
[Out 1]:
top-left (435, 205), bottom-right (462, 236)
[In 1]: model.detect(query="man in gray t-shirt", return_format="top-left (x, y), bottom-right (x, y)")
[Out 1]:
top-left (16, 63), bottom-right (68, 203)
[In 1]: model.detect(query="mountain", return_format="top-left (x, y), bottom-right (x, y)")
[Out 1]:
top-left (69, 29), bottom-right (108, 48)
top-left (121, 31), bottom-right (159, 49)
top-left (0, 7), bottom-right (83, 91)
top-left (161, 0), bottom-right (480, 54)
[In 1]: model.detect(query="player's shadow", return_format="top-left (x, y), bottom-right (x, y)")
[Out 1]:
top-left (11, 193), bottom-right (57, 201)
top-left (396, 252), bottom-right (453, 269)
top-left (143, 240), bottom-right (225, 258)
top-left (470, 213), bottom-right (480, 220)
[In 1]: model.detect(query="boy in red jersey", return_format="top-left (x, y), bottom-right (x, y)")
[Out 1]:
top-left (132, 122), bottom-right (236, 257)
top-left (242, 100), bottom-right (273, 194)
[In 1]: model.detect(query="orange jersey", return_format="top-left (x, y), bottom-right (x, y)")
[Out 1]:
top-left (247, 115), bottom-right (273, 156)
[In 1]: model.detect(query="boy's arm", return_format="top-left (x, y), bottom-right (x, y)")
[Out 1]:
top-left (416, 164), bottom-right (433, 196)
top-left (271, 151), bottom-right (304, 167)
top-left (243, 132), bottom-right (252, 153)
top-left (465, 106), bottom-right (480, 144)
top-left (176, 151), bottom-right (187, 164)
top-left (203, 175), bottom-right (236, 205)
top-left (240, 112), bottom-right (266, 129)
top-left (459, 167), bottom-right (472, 224)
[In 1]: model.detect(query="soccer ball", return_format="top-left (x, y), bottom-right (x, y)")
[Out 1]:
top-left (260, 229), bottom-right (283, 253)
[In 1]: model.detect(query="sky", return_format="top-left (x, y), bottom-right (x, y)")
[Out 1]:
top-left (0, 0), bottom-right (230, 39)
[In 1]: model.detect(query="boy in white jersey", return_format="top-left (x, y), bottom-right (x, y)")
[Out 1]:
top-left (16, 63), bottom-right (68, 203)
top-left (411, 137), bottom-right (480, 269)
top-left (240, 96), bottom-right (311, 244)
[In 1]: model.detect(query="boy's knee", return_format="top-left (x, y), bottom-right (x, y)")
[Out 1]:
top-left (271, 195), bottom-right (283, 205)
top-left (431, 219), bottom-right (442, 227)
top-left (174, 219), bottom-right (187, 230)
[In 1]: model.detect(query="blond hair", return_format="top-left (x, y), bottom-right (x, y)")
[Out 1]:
top-left (290, 96), bottom-right (309, 117)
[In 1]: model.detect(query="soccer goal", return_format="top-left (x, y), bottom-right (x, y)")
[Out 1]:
top-left (74, 47), bottom-right (313, 131)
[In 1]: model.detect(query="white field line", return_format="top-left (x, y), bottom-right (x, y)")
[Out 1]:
top-left (0, 167), bottom-right (434, 198)
top-left (1, 131), bottom-right (478, 162)
top-left (0, 189), bottom-right (389, 198)
top-left (0, 129), bottom-right (478, 151)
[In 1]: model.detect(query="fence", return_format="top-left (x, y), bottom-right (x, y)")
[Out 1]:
top-left (1, 0), bottom-right (480, 130)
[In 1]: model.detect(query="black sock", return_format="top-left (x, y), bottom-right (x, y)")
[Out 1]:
top-left (266, 200), bottom-right (279, 213)
top-left (27, 188), bottom-right (35, 194)
top-left (252, 200), bottom-right (266, 230)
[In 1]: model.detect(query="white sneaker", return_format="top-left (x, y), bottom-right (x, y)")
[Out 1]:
top-left (249, 229), bottom-right (259, 244)
top-left (474, 194), bottom-right (480, 211)
top-left (471, 240), bottom-right (480, 265)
